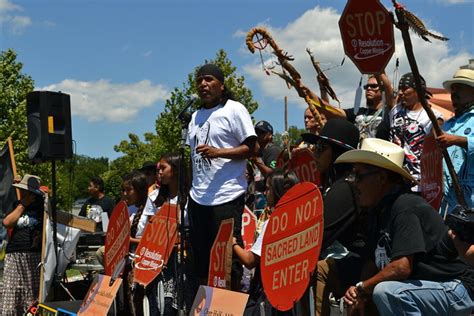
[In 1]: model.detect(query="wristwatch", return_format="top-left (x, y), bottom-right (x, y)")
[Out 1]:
top-left (355, 281), bottom-right (365, 293)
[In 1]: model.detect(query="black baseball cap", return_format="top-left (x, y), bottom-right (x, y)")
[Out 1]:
top-left (255, 120), bottom-right (273, 134)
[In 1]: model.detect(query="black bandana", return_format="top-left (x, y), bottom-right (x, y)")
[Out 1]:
top-left (196, 64), bottom-right (225, 83)
top-left (398, 72), bottom-right (426, 91)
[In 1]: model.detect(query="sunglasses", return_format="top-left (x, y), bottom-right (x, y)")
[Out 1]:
top-left (363, 84), bottom-right (380, 90)
top-left (347, 170), bottom-right (380, 183)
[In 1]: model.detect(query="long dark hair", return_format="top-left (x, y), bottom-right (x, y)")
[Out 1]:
top-left (154, 153), bottom-right (183, 208)
top-left (123, 170), bottom-right (148, 238)
top-left (267, 169), bottom-right (300, 205)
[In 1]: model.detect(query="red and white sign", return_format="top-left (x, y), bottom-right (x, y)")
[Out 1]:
top-left (104, 201), bottom-right (130, 278)
top-left (133, 203), bottom-right (179, 287)
top-left (420, 133), bottom-right (443, 210)
top-left (277, 148), bottom-right (320, 186)
top-left (339, 0), bottom-right (395, 74)
top-left (261, 182), bottom-right (324, 311)
top-left (242, 206), bottom-right (257, 251)
top-left (208, 218), bottom-right (234, 290)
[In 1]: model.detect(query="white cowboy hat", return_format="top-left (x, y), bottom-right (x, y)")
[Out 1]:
top-left (12, 174), bottom-right (43, 196)
top-left (335, 138), bottom-right (416, 183)
top-left (443, 59), bottom-right (474, 91)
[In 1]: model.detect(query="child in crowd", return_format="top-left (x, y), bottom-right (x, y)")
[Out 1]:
top-left (121, 170), bottom-right (149, 316)
top-left (232, 168), bottom-right (299, 315)
top-left (134, 153), bottom-right (191, 315)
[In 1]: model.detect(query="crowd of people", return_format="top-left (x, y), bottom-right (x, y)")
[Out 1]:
top-left (1, 60), bottom-right (473, 315)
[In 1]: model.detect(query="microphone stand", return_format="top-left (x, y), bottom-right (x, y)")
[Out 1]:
top-left (176, 109), bottom-right (192, 316)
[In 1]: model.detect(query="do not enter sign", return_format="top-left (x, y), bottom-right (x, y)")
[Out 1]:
top-left (261, 182), bottom-right (324, 311)
top-left (339, 0), bottom-right (395, 74)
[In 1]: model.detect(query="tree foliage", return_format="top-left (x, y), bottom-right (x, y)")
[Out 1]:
top-left (273, 125), bottom-right (306, 148)
top-left (0, 49), bottom-right (34, 172)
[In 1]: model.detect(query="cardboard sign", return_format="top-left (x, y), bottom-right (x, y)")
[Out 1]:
top-left (261, 182), bottom-right (324, 311)
top-left (104, 201), bottom-right (130, 277)
top-left (133, 203), bottom-right (179, 286)
top-left (190, 285), bottom-right (249, 316)
top-left (421, 133), bottom-right (443, 210)
top-left (339, 0), bottom-right (395, 74)
top-left (77, 274), bottom-right (122, 316)
top-left (242, 206), bottom-right (257, 251)
top-left (208, 218), bottom-right (234, 289)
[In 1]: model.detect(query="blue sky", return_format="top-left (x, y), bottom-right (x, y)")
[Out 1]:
top-left (1, 0), bottom-right (472, 159)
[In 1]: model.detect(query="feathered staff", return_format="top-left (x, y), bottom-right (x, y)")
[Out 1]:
top-left (306, 48), bottom-right (340, 105)
top-left (246, 27), bottom-right (340, 132)
top-left (392, 0), bottom-right (467, 210)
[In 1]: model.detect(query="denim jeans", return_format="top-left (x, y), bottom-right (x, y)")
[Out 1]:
top-left (372, 279), bottom-right (473, 315)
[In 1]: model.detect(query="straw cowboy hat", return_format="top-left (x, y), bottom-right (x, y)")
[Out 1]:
top-left (335, 138), bottom-right (416, 183)
top-left (12, 174), bottom-right (43, 196)
top-left (443, 59), bottom-right (474, 91)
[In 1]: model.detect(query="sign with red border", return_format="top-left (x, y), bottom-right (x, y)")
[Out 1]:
top-left (277, 148), bottom-right (320, 186)
top-left (420, 133), bottom-right (443, 210)
top-left (133, 203), bottom-right (179, 287)
top-left (208, 218), bottom-right (234, 289)
top-left (104, 201), bottom-right (130, 277)
top-left (339, 0), bottom-right (395, 74)
top-left (242, 206), bottom-right (257, 251)
top-left (261, 182), bottom-right (324, 311)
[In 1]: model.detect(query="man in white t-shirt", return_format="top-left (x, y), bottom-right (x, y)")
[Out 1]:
top-left (389, 73), bottom-right (444, 191)
top-left (187, 64), bottom-right (258, 290)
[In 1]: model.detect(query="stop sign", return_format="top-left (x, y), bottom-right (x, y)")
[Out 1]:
top-left (339, 0), bottom-right (395, 74)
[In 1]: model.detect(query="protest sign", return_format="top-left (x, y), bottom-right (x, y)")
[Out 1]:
top-left (134, 203), bottom-right (179, 286)
top-left (190, 285), bottom-right (249, 316)
top-left (261, 182), bottom-right (324, 311)
top-left (339, 0), bottom-right (395, 74)
top-left (421, 133), bottom-right (443, 210)
top-left (208, 218), bottom-right (234, 289)
top-left (77, 274), bottom-right (122, 316)
top-left (104, 201), bottom-right (130, 277)
top-left (242, 206), bottom-right (257, 251)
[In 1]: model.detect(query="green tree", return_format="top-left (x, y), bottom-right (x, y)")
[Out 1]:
top-left (0, 49), bottom-right (34, 172)
top-left (273, 125), bottom-right (306, 147)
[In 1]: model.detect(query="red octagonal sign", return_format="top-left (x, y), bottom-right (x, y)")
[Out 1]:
top-left (339, 0), bottom-right (395, 74)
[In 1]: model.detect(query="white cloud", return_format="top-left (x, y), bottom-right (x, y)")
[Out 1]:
top-left (143, 50), bottom-right (152, 57)
top-left (40, 79), bottom-right (170, 122)
top-left (0, 0), bottom-right (31, 34)
top-left (239, 5), bottom-right (472, 111)
top-left (443, 0), bottom-right (473, 3)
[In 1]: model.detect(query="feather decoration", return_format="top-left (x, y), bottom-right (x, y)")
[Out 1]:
top-left (403, 9), bottom-right (449, 42)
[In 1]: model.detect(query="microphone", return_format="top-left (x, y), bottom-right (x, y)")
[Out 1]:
top-left (178, 95), bottom-right (198, 122)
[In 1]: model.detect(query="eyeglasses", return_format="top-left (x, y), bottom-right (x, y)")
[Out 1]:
top-left (363, 84), bottom-right (380, 91)
top-left (347, 170), bottom-right (380, 183)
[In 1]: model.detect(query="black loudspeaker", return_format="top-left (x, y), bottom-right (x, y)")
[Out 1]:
top-left (27, 91), bottom-right (73, 162)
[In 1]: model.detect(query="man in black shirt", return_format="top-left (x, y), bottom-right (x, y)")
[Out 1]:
top-left (336, 138), bottom-right (474, 315)
top-left (316, 73), bottom-right (395, 140)
top-left (252, 120), bottom-right (281, 192)
top-left (79, 176), bottom-right (115, 232)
